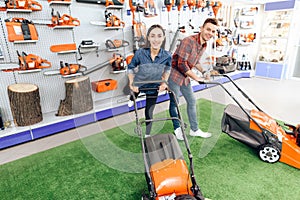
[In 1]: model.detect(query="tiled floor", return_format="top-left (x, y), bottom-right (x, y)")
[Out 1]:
top-left (1, 76), bottom-right (299, 165)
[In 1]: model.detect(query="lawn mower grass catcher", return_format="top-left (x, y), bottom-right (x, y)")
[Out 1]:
top-left (200, 75), bottom-right (300, 169)
top-left (131, 80), bottom-right (206, 200)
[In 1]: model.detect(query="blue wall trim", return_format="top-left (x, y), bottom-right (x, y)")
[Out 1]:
top-left (264, 0), bottom-right (295, 11)
top-left (0, 130), bottom-right (32, 149)
top-left (0, 72), bottom-right (251, 150)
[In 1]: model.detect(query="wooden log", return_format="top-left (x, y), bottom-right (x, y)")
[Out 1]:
top-left (56, 76), bottom-right (93, 116)
top-left (7, 83), bottom-right (43, 126)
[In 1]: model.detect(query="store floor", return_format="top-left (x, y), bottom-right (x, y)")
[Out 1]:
top-left (1, 76), bottom-right (300, 165)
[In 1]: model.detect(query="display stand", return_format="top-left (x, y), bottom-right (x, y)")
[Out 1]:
top-left (7, 83), bottom-right (43, 126)
top-left (56, 76), bottom-right (93, 116)
top-left (255, 10), bottom-right (292, 79)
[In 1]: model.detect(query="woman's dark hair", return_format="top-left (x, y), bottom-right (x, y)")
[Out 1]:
top-left (145, 24), bottom-right (166, 49)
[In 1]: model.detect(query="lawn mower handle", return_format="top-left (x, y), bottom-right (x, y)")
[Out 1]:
top-left (134, 80), bottom-right (169, 92)
top-left (198, 80), bottom-right (268, 142)
top-left (211, 74), bottom-right (263, 112)
top-left (134, 80), bottom-right (168, 85)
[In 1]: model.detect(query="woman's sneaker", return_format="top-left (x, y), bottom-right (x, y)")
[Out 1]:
top-left (190, 129), bottom-right (212, 138)
top-left (127, 100), bottom-right (134, 107)
top-left (174, 127), bottom-right (184, 141)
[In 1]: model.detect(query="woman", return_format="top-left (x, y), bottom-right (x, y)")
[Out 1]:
top-left (127, 24), bottom-right (172, 136)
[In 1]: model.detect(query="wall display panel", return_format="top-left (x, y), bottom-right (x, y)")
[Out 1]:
top-left (0, 0), bottom-right (254, 148)
top-left (0, 1), bottom-right (132, 137)
top-left (0, 72), bottom-right (18, 122)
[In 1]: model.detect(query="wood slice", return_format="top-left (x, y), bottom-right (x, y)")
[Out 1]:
top-left (7, 83), bottom-right (43, 126)
top-left (56, 76), bottom-right (93, 116)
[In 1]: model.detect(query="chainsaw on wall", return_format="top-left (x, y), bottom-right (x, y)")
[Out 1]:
top-left (31, 8), bottom-right (80, 28)
top-left (44, 61), bottom-right (87, 77)
top-left (110, 53), bottom-right (126, 73)
top-left (48, 9), bottom-right (80, 28)
top-left (0, 0), bottom-right (42, 12)
top-left (2, 51), bottom-right (51, 73)
top-left (90, 10), bottom-right (125, 27)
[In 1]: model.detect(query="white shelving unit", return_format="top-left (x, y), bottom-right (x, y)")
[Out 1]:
top-left (255, 10), bottom-right (292, 79)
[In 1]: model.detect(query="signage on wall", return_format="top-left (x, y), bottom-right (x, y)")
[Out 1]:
top-left (264, 0), bottom-right (295, 11)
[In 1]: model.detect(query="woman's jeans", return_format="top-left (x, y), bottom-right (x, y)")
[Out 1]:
top-left (130, 91), bottom-right (158, 135)
top-left (168, 78), bottom-right (198, 131)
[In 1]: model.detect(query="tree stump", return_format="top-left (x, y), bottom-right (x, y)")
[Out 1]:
top-left (56, 76), bottom-right (93, 116)
top-left (7, 83), bottom-right (43, 126)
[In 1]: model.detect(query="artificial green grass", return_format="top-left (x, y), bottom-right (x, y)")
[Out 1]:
top-left (0, 99), bottom-right (299, 200)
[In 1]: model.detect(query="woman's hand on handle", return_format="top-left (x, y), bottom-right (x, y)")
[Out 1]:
top-left (130, 85), bottom-right (139, 93)
top-left (159, 82), bottom-right (168, 92)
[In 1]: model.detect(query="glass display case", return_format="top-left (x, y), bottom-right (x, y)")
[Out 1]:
top-left (257, 10), bottom-right (291, 63)
top-left (255, 10), bottom-right (292, 79)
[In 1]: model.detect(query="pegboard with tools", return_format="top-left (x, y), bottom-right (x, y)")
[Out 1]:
top-left (0, 0), bottom-right (250, 148)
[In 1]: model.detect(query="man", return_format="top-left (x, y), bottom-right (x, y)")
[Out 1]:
top-left (168, 18), bottom-right (218, 140)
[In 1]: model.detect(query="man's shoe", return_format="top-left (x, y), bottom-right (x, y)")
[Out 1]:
top-left (174, 127), bottom-right (184, 141)
top-left (127, 100), bottom-right (134, 107)
top-left (190, 129), bottom-right (212, 138)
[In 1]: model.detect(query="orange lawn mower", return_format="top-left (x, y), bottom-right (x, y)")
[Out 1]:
top-left (200, 74), bottom-right (300, 169)
top-left (131, 80), bottom-right (206, 200)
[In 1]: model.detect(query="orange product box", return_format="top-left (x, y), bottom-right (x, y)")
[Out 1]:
top-left (91, 79), bottom-right (118, 93)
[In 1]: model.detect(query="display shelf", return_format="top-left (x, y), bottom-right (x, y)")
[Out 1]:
top-left (0, 71), bottom-right (251, 150)
top-left (18, 69), bottom-right (42, 74)
top-left (107, 48), bottom-right (121, 52)
top-left (104, 26), bottom-right (124, 30)
top-left (0, 63), bottom-right (19, 69)
top-left (110, 69), bottom-right (126, 74)
top-left (106, 5), bottom-right (124, 9)
top-left (49, 1), bottom-right (72, 5)
top-left (57, 50), bottom-right (77, 54)
top-left (6, 9), bottom-right (32, 13)
top-left (13, 40), bottom-right (38, 44)
top-left (255, 10), bottom-right (292, 80)
top-left (61, 73), bottom-right (83, 78)
top-left (80, 44), bottom-right (101, 48)
top-left (53, 26), bottom-right (77, 30)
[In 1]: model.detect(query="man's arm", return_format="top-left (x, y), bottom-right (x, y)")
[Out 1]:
top-left (194, 63), bottom-right (211, 80)
top-left (185, 70), bottom-right (205, 82)
top-left (194, 63), bottom-right (204, 73)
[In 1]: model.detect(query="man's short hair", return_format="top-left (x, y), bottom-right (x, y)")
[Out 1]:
top-left (203, 18), bottom-right (218, 26)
